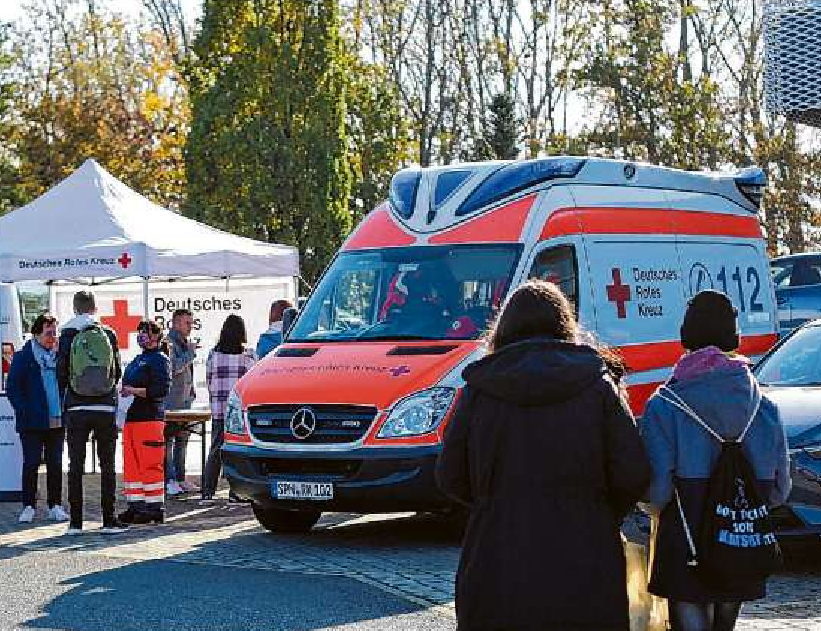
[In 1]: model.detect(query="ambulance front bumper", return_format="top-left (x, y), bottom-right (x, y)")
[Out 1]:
top-left (222, 443), bottom-right (451, 513)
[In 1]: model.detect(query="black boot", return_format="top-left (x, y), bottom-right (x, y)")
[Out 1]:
top-left (132, 506), bottom-right (164, 525)
top-left (117, 507), bottom-right (138, 524)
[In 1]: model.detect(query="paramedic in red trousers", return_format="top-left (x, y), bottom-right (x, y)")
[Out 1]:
top-left (165, 308), bottom-right (197, 496)
top-left (57, 290), bottom-right (124, 535)
top-left (119, 319), bottom-right (171, 524)
top-left (640, 290), bottom-right (790, 631)
top-left (436, 280), bottom-right (651, 631)
top-left (6, 314), bottom-right (69, 524)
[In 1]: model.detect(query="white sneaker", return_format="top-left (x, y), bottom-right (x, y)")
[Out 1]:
top-left (18, 506), bottom-right (35, 523)
top-left (47, 505), bottom-right (70, 522)
top-left (166, 481), bottom-right (184, 496)
top-left (65, 526), bottom-right (83, 536)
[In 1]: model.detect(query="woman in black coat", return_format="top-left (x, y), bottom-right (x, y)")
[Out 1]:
top-left (436, 280), bottom-right (651, 631)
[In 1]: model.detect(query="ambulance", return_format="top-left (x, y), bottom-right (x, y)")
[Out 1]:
top-left (223, 157), bottom-right (778, 533)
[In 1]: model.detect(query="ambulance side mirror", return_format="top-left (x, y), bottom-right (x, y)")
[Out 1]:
top-left (281, 307), bottom-right (299, 339)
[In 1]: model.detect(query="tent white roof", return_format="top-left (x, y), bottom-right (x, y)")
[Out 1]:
top-left (0, 159), bottom-right (299, 282)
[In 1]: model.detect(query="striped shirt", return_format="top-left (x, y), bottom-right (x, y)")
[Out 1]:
top-left (206, 348), bottom-right (257, 421)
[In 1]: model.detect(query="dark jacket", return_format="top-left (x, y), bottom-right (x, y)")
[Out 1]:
top-left (6, 340), bottom-right (59, 432)
top-left (56, 314), bottom-right (122, 412)
top-left (122, 348), bottom-right (172, 421)
top-left (436, 338), bottom-right (651, 631)
top-left (641, 364), bottom-right (791, 602)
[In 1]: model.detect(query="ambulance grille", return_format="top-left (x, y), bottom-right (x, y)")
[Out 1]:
top-left (247, 404), bottom-right (376, 444)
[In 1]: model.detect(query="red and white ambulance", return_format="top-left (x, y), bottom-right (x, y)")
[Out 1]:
top-left (224, 157), bottom-right (778, 533)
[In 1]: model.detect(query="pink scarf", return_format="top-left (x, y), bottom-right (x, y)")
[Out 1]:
top-left (672, 346), bottom-right (750, 383)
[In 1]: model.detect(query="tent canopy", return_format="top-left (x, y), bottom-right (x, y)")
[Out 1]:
top-left (0, 159), bottom-right (299, 282)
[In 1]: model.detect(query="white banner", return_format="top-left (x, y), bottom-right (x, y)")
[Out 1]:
top-left (52, 277), bottom-right (295, 404)
top-left (0, 394), bottom-right (23, 500)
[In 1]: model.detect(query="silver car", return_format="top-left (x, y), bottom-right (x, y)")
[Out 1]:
top-left (754, 320), bottom-right (821, 536)
top-left (771, 253), bottom-right (821, 337)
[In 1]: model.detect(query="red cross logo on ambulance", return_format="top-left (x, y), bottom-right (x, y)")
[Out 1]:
top-left (606, 268), bottom-right (632, 319)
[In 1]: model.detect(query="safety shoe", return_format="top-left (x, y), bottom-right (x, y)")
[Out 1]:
top-left (166, 481), bottom-right (184, 496)
top-left (18, 506), bottom-right (35, 523)
top-left (101, 518), bottom-right (128, 534)
top-left (47, 505), bottom-right (70, 522)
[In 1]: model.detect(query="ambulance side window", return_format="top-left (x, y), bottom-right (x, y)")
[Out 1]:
top-left (528, 245), bottom-right (578, 312)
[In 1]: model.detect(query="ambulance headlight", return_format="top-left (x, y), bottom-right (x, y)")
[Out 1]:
top-left (378, 388), bottom-right (456, 438)
top-left (224, 390), bottom-right (246, 435)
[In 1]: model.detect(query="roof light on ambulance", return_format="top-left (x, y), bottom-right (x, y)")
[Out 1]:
top-left (733, 167), bottom-right (767, 210)
top-left (377, 387), bottom-right (456, 439)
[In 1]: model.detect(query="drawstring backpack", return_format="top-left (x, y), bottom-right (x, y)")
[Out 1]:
top-left (657, 386), bottom-right (782, 587)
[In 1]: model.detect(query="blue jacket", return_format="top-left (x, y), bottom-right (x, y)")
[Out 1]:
top-left (6, 340), bottom-right (61, 432)
top-left (640, 364), bottom-right (790, 602)
top-left (122, 348), bottom-right (172, 422)
top-left (256, 328), bottom-right (283, 359)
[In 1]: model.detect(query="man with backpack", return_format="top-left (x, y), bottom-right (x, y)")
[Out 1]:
top-left (640, 290), bottom-right (791, 631)
top-left (57, 290), bottom-right (125, 534)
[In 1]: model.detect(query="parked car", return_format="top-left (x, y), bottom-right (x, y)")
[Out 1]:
top-left (754, 319), bottom-right (821, 536)
top-left (771, 253), bottom-right (821, 336)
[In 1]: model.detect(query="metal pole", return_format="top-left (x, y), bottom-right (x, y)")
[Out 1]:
top-left (142, 277), bottom-right (150, 318)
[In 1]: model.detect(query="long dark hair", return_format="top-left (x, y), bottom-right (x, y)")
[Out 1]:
top-left (488, 280), bottom-right (577, 352)
top-left (488, 279), bottom-right (628, 383)
top-left (215, 314), bottom-right (247, 355)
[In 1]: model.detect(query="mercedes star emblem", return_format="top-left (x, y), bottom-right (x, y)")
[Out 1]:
top-left (290, 407), bottom-right (317, 440)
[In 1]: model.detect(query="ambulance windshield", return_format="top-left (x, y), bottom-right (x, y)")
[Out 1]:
top-left (289, 244), bottom-right (522, 343)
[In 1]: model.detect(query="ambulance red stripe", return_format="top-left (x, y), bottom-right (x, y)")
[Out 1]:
top-left (343, 203), bottom-right (416, 250)
top-left (617, 333), bottom-right (777, 373)
top-left (428, 194), bottom-right (536, 245)
top-left (542, 207), bottom-right (762, 239)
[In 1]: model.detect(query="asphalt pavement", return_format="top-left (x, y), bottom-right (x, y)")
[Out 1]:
top-left (0, 547), bottom-right (449, 631)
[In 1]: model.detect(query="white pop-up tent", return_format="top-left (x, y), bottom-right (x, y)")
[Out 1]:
top-left (0, 158), bottom-right (299, 283)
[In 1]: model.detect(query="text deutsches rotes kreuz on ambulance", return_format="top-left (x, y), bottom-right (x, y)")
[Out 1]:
top-left (631, 267), bottom-right (678, 318)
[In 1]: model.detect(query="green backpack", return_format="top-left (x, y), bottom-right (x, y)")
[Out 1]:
top-left (69, 325), bottom-right (116, 397)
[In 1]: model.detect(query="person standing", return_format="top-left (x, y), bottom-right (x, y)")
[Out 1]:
top-left (57, 291), bottom-right (124, 535)
top-left (641, 290), bottom-right (791, 631)
top-left (255, 299), bottom-right (293, 359)
top-left (200, 315), bottom-right (256, 504)
top-left (165, 308), bottom-right (197, 496)
top-left (6, 314), bottom-right (69, 524)
top-left (436, 280), bottom-right (651, 631)
top-left (119, 320), bottom-right (171, 525)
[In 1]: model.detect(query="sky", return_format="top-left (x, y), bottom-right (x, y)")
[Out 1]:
top-left (0, 0), bottom-right (202, 25)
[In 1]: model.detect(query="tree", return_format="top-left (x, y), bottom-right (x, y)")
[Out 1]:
top-left (0, 22), bottom-right (21, 214)
top-left (8, 0), bottom-right (188, 210)
top-left (185, 0), bottom-right (352, 282)
top-left (484, 92), bottom-right (519, 159)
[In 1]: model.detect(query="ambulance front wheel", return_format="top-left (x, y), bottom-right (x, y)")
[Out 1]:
top-left (252, 504), bottom-right (322, 534)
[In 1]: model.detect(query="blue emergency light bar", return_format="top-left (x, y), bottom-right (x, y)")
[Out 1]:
top-left (733, 167), bottom-right (766, 209)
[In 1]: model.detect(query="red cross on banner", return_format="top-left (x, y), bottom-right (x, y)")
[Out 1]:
top-left (100, 299), bottom-right (143, 349)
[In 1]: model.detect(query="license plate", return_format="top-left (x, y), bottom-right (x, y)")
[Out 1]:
top-left (272, 480), bottom-right (334, 501)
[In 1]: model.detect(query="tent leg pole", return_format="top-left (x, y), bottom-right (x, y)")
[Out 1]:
top-left (142, 277), bottom-right (149, 319)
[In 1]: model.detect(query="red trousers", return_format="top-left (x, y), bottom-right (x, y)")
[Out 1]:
top-left (123, 421), bottom-right (165, 506)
